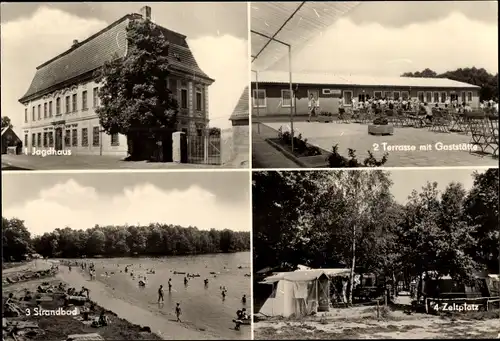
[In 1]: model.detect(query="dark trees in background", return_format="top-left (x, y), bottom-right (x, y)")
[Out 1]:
top-left (5, 223), bottom-right (250, 259)
top-left (402, 67), bottom-right (498, 101)
top-left (2, 116), bottom-right (13, 129)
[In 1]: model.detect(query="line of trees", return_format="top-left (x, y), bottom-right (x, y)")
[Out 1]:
top-left (401, 67), bottom-right (498, 101)
top-left (253, 169), bottom-right (499, 302)
top-left (2, 220), bottom-right (250, 261)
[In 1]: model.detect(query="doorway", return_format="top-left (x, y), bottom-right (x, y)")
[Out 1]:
top-left (55, 128), bottom-right (63, 150)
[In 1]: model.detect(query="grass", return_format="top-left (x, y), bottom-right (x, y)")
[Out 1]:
top-left (3, 278), bottom-right (161, 341)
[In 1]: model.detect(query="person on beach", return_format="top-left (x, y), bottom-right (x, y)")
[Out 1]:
top-left (222, 290), bottom-right (226, 301)
top-left (204, 279), bottom-right (209, 287)
top-left (175, 303), bottom-right (182, 322)
top-left (184, 277), bottom-right (188, 285)
top-left (158, 285), bottom-right (164, 303)
top-left (168, 278), bottom-right (172, 292)
top-left (81, 286), bottom-right (90, 299)
top-left (241, 295), bottom-right (246, 305)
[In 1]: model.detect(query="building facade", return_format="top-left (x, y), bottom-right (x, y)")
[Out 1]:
top-left (251, 72), bottom-right (481, 118)
top-left (19, 6), bottom-right (213, 156)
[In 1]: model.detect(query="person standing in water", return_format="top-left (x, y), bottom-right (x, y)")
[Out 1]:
top-left (168, 278), bottom-right (172, 292)
top-left (242, 294), bottom-right (246, 305)
top-left (158, 285), bottom-right (164, 303)
top-left (222, 290), bottom-right (226, 301)
top-left (175, 303), bottom-right (182, 322)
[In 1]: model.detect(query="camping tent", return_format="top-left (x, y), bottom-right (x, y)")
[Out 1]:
top-left (258, 268), bottom-right (350, 317)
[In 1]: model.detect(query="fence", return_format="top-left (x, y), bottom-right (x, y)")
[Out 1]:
top-left (186, 133), bottom-right (221, 165)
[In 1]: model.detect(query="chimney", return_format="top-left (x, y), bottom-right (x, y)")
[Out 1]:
top-left (72, 39), bottom-right (79, 47)
top-left (140, 6), bottom-right (151, 20)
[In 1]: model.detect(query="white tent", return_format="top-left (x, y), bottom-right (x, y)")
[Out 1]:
top-left (258, 268), bottom-right (350, 317)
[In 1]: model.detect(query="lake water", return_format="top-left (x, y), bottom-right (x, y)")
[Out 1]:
top-left (74, 252), bottom-right (251, 339)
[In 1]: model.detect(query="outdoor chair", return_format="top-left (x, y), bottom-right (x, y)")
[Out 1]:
top-left (429, 110), bottom-right (450, 133)
top-left (449, 110), bottom-right (467, 133)
top-left (485, 115), bottom-right (499, 156)
top-left (467, 112), bottom-right (488, 155)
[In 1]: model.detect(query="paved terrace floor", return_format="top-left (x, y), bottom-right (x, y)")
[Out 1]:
top-left (252, 123), bottom-right (301, 168)
top-left (260, 122), bottom-right (499, 167)
top-left (1, 154), bottom-right (226, 170)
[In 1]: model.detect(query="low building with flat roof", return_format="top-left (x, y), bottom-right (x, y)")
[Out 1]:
top-left (251, 71), bottom-right (480, 118)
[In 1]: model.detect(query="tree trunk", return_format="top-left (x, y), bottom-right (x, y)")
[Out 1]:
top-left (348, 224), bottom-right (356, 305)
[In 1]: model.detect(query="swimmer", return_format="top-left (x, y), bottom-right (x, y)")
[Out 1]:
top-left (242, 295), bottom-right (246, 304)
top-left (175, 303), bottom-right (182, 322)
top-left (222, 290), bottom-right (226, 300)
top-left (168, 278), bottom-right (172, 292)
top-left (184, 277), bottom-right (188, 285)
top-left (158, 285), bottom-right (164, 303)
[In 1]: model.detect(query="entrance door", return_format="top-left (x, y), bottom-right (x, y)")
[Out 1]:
top-left (55, 128), bottom-right (63, 150)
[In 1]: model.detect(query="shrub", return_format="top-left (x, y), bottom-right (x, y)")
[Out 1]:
top-left (277, 129), bottom-right (322, 156)
top-left (320, 111), bottom-right (332, 116)
top-left (373, 117), bottom-right (389, 125)
top-left (327, 144), bottom-right (388, 167)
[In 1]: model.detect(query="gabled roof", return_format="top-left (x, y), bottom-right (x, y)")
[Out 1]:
top-left (253, 71), bottom-right (480, 89)
top-left (229, 86), bottom-right (249, 121)
top-left (20, 13), bottom-right (213, 103)
top-left (1, 127), bottom-right (10, 136)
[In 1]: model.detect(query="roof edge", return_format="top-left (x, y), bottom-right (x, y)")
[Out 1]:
top-left (36, 14), bottom-right (137, 71)
top-left (251, 79), bottom-right (481, 89)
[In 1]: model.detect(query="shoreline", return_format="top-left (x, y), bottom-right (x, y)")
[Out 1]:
top-left (57, 265), bottom-right (218, 340)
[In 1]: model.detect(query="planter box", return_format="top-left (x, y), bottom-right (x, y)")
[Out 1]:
top-left (368, 124), bottom-right (394, 136)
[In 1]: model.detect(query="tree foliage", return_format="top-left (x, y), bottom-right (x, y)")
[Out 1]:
top-left (402, 67), bottom-right (498, 101)
top-left (2, 116), bottom-right (13, 129)
top-left (95, 18), bottom-right (178, 140)
top-left (253, 169), bottom-right (499, 283)
top-left (2, 220), bottom-right (249, 259)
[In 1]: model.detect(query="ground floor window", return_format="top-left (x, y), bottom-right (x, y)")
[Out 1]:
top-left (467, 92), bottom-right (472, 102)
top-left (32, 133), bottom-right (35, 147)
top-left (401, 91), bottom-right (409, 100)
top-left (433, 92), bottom-right (439, 103)
top-left (343, 90), bottom-right (353, 105)
top-left (48, 132), bottom-right (54, 147)
top-left (82, 128), bottom-right (88, 147)
top-left (111, 133), bottom-right (119, 146)
top-left (37, 133), bottom-right (42, 147)
top-left (374, 91), bottom-right (382, 99)
top-left (450, 93), bottom-right (458, 102)
top-left (253, 89), bottom-right (266, 108)
top-left (358, 94), bottom-right (367, 102)
top-left (64, 130), bottom-right (71, 147)
top-left (393, 91), bottom-right (400, 100)
top-left (43, 132), bottom-right (48, 147)
top-left (72, 129), bottom-right (78, 147)
top-left (417, 92), bottom-right (424, 102)
top-left (92, 127), bottom-right (100, 147)
top-left (384, 91), bottom-right (392, 99)
top-left (281, 89), bottom-right (294, 107)
top-left (425, 92), bottom-right (432, 103)
top-left (24, 135), bottom-right (28, 148)
top-left (440, 92), bottom-right (447, 103)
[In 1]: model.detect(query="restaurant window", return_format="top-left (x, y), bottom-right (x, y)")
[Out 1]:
top-left (64, 129), bottom-right (71, 146)
top-left (461, 92), bottom-right (466, 103)
top-left (467, 92), bottom-right (472, 102)
top-left (253, 89), bottom-right (267, 108)
top-left (44, 103), bottom-right (47, 118)
top-left (37, 104), bottom-right (41, 119)
top-left (37, 133), bottom-right (41, 147)
top-left (65, 96), bottom-right (70, 113)
top-left (180, 88), bottom-right (188, 109)
top-left (82, 128), bottom-right (88, 147)
top-left (343, 90), bottom-right (353, 105)
top-left (426, 92), bottom-right (432, 103)
top-left (49, 101), bottom-right (53, 117)
top-left (111, 133), bottom-right (119, 146)
top-left (374, 91), bottom-right (382, 99)
top-left (25, 109), bottom-right (28, 123)
top-left (56, 98), bottom-right (61, 115)
top-left (196, 90), bottom-right (203, 111)
top-left (401, 91), bottom-right (409, 100)
top-left (281, 89), bottom-right (294, 107)
top-left (417, 92), bottom-right (424, 102)
top-left (72, 94), bottom-right (78, 112)
top-left (92, 127), bottom-right (100, 147)
top-left (93, 87), bottom-right (99, 108)
top-left (71, 129), bottom-right (78, 146)
top-left (433, 92), bottom-right (439, 103)
top-left (384, 91), bottom-right (392, 99)
top-left (393, 91), bottom-right (400, 100)
top-left (82, 91), bottom-right (88, 110)
top-left (31, 133), bottom-right (35, 147)
top-left (48, 132), bottom-right (54, 147)
top-left (440, 92), bottom-right (447, 103)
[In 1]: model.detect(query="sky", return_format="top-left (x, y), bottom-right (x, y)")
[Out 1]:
top-left (1, 2), bottom-right (249, 138)
top-left (255, 1), bottom-right (498, 76)
top-left (389, 167), bottom-right (486, 204)
top-left (2, 171), bottom-right (250, 236)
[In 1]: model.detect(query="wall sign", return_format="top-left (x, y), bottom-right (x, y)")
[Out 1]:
top-left (322, 89), bottom-right (341, 95)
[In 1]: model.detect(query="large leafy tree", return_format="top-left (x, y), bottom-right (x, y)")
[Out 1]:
top-left (2, 116), bottom-right (13, 129)
top-left (2, 217), bottom-right (33, 261)
top-left (96, 17), bottom-right (178, 159)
